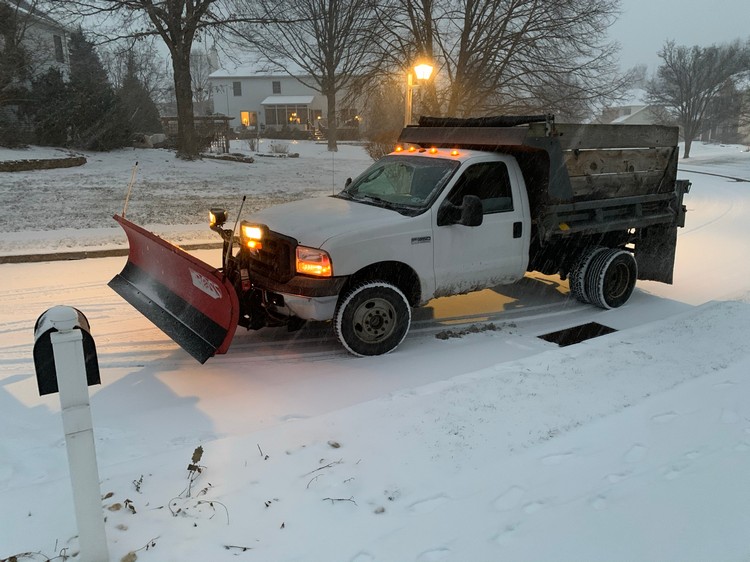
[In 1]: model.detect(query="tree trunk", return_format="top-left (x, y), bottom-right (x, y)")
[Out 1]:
top-left (683, 137), bottom-right (692, 159)
top-left (326, 90), bottom-right (338, 152)
top-left (172, 48), bottom-right (198, 159)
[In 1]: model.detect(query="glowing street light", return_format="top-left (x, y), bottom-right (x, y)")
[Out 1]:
top-left (405, 60), bottom-right (434, 127)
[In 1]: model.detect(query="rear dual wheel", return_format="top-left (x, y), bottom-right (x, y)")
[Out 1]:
top-left (569, 246), bottom-right (608, 304)
top-left (570, 247), bottom-right (637, 309)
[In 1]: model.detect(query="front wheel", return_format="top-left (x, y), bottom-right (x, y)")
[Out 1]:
top-left (334, 281), bottom-right (411, 357)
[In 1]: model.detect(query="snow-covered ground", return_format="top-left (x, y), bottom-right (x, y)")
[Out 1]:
top-left (1, 140), bottom-right (750, 561)
top-left (0, 140), bottom-right (372, 256)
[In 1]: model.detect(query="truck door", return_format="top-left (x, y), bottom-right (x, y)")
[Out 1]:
top-left (432, 158), bottom-right (529, 296)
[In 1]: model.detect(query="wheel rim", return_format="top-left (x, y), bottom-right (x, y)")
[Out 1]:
top-left (604, 261), bottom-right (631, 300)
top-left (352, 296), bottom-right (396, 343)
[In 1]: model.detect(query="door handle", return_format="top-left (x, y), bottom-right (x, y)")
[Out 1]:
top-left (513, 221), bottom-right (522, 238)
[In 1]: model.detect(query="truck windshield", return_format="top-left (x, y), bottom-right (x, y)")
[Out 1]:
top-left (337, 155), bottom-right (459, 213)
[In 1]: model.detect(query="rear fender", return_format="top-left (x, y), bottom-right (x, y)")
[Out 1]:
top-left (108, 214), bottom-right (239, 363)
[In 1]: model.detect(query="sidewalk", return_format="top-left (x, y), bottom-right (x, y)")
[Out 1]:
top-left (0, 241), bottom-right (222, 264)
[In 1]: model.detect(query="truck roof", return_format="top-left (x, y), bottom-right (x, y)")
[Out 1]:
top-left (388, 146), bottom-right (498, 164)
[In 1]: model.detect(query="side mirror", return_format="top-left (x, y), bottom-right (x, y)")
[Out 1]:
top-left (437, 195), bottom-right (483, 227)
top-left (344, 177), bottom-right (352, 188)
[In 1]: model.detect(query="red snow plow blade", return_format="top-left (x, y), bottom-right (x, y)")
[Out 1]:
top-left (108, 214), bottom-right (239, 363)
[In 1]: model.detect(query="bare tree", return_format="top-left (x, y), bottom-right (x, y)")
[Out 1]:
top-left (100, 38), bottom-right (171, 98)
top-left (228, 0), bottom-right (385, 151)
top-left (376, 0), bottom-right (631, 121)
top-left (190, 44), bottom-right (216, 115)
top-left (53, 1), bottom-right (295, 158)
top-left (647, 40), bottom-right (750, 158)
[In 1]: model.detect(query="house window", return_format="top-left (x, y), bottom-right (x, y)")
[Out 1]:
top-left (233, 81), bottom-right (242, 96)
top-left (53, 35), bottom-right (64, 63)
top-left (264, 105), bottom-right (310, 127)
top-left (272, 81), bottom-right (281, 94)
top-left (240, 111), bottom-right (257, 129)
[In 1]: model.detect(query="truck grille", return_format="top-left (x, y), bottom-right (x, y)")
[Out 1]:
top-left (246, 231), bottom-right (296, 283)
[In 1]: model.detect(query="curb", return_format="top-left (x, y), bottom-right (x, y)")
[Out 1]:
top-left (0, 155), bottom-right (87, 172)
top-left (0, 242), bottom-right (223, 265)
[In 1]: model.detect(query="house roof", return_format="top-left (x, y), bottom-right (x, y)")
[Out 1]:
top-left (261, 95), bottom-right (315, 105)
top-left (2, 0), bottom-right (72, 31)
top-left (209, 60), bottom-right (308, 79)
top-left (611, 105), bottom-right (650, 123)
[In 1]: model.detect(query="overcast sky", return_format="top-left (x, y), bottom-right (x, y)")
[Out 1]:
top-left (609, 0), bottom-right (749, 72)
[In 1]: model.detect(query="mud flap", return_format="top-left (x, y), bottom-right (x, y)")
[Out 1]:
top-left (109, 215), bottom-right (239, 363)
top-left (635, 224), bottom-right (677, 284)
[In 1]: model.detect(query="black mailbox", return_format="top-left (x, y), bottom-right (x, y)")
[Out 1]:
top-left (33, 307), bottom-right (101, 396)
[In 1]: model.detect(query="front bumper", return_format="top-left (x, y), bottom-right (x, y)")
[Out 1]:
top-left (248, 269), bottom-right (349, 321)
top-left (281, 293), bottom-right (339, 321)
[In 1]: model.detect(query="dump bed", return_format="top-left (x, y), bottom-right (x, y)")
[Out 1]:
top-left (399, 115), bottom-right (689, 243)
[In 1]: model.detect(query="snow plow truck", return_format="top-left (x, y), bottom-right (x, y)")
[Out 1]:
top-left (109, 114), bottom-right (690, 362)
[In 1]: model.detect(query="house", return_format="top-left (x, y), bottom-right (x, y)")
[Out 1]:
top-left (209, 63), bottom-right (327, 136)
top-left (700, 77), bottom-right (750, 145)
top-left (595, 89), bottom-right (662, 125)
top-left (209, 62), bottom-right (360, 138)
top-left (596, 86), bottom-right (750, 146)
top-left (0, 0), bottom-right (72, 80)
top-left (0, 0), bottom-right (72, 145)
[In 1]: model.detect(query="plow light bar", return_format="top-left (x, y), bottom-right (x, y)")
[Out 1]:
top-left (209, 208), bottom-right (228, 228)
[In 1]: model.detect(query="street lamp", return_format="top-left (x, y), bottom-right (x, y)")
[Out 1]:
top-left (404, 61), bottom-right (434, 127)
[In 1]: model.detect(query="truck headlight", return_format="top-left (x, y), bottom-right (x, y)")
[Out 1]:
top-left (296, 246), bottom-right (332, 277)
top-left (240, 221), bottom-right (266, 251)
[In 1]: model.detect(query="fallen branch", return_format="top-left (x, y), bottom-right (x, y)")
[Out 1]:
top-left (224, 544), bottom-right (253, 552)
top-left (322, 496), bottom-right (357, 506)
top-left (302, 459), bottom-right (343, 477)
top-left (307, 474), bottom-right (322, 489)
top-left (197, 500), bottom-right (230, 524)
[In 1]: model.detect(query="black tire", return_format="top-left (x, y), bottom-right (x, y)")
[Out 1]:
top-left (569, 246), bottom-right (608, 304)
top-left (334, 281), bottom-right (411, 357)
top-left (586, 249), bottom-right (638, 309)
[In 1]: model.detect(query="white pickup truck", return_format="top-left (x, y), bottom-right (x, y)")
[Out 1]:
top-left (110, 115), bottom-right (690, 362)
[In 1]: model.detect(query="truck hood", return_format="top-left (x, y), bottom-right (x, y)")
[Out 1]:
top-left (244, 196), bottom-right (410, 248)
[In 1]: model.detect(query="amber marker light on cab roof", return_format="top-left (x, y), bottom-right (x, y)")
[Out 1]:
top-left (429, 147), bottom-right (438, 154)
top-left (450, 149), bottom-right (460, 156)
top-left (395, 145), bottom-right (404, 152)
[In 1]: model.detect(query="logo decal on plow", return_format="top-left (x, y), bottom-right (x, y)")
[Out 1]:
top-left (190, 269), bottom-right (223, 299)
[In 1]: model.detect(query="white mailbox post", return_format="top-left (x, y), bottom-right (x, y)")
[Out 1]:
top-left (33, 306), bottom-right (109, 562)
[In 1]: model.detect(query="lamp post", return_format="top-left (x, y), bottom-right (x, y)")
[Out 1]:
top-left (404, 61), bottom-right (434, 127)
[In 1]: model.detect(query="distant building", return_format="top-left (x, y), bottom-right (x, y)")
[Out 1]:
top-left (209, 61), bottom-right (359, 137)
top-left (1, 0), bottom-right (72, 80)
top-left (209, 63), bottom-right (326, 135)
top-left (596, 86), bottom-right (750, 146)
top-left (699, 78), bottom-right (749, 145)
top-left (0, 0), bottom-right (72, 144)
top-left (595, 89), bottom-right (662, 125)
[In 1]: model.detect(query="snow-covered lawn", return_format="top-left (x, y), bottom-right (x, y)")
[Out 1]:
top-left (1, 140), bottom-right (750, 561)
